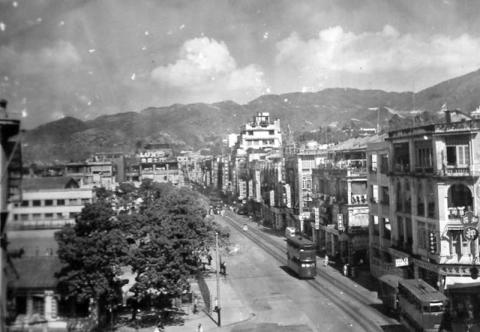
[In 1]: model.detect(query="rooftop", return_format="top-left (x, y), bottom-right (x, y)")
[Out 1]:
top-left (9, 256), bottom-right (61, 289)
top-left (21, 177), bottom-right (79, 191)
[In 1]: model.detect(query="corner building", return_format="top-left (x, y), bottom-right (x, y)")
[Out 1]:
top-left (374, 111), bottom-right (480, 320)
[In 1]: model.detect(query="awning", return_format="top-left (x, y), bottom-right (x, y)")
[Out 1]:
top-left (444, 276), bottom-right (480, 290)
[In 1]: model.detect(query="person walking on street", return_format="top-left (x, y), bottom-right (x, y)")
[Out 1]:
top-left (197, 323), bottom-right (203, 332)
top-left (207, 254), bottom-right (212, 265)
top-left (324, 254), bottom-right (329, 267)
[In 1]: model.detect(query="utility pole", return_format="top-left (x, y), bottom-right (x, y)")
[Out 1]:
top-left (215, 232), bottom-right (221, 326)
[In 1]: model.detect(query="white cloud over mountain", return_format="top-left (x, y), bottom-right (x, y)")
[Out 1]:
top-left (275, 25), bottom-right (480, 90)
top-left (151, 37), bottom-right (266, 103)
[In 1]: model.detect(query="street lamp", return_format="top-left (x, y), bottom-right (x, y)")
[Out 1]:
top-left (214, 232), bottom-right (221, 326)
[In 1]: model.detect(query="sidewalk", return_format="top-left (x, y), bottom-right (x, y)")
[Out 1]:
top-left (164, 258), bottom-right (252, 331)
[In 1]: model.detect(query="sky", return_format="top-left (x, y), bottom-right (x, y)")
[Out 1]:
top-left (1, 0), bottom-right (480, 128)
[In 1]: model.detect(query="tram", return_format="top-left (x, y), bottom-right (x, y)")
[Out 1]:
top-left (286, 235), bottom-right (317, 278)
top-left (397, 279), bottom-right (448, 332)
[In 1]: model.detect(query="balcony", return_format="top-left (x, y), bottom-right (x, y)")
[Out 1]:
top-left (8, 218), bottom-right (75, 230)
top-left (444, 165), bottom-right (472, 177)
top-left (350, 194), bottom-right (367, 205)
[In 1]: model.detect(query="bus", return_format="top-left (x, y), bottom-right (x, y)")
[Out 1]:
top-left (286, 235), bottom-right (317, 278)
top-left (397, 279), bottom-right (448, 332)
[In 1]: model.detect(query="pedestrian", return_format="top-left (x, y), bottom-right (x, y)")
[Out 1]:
top-left (197, 323), bottom-right (203, 332)
top-left (207, 254), bottom-right (212, 265)
top-left (324, 254), bottom-right (329, 267)
top-left (222, 261), bottom-right (227, 275)
top-left (153, 326), bottom-right (160, 332)
top-left (193, 297), bottom-right (198, 314)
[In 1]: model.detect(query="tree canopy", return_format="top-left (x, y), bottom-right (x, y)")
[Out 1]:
top-left (55, 180), bottom-right (229, 324)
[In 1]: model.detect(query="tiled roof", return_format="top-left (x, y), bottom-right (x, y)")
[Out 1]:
top-left (331, 134), bottom-right (386, 151)
top-left (21, 177), bottom-right (79, 191)
top-left (9, 256), bottom-right (61, 289)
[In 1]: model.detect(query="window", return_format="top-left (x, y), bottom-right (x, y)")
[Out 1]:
top-left (45, 213), bottom-right (53, 219)
top-left (69, 212), bottom-right (78, 219)
top-left (371, 185), bottom-right (379, 203)
top-left (381, 186), bottom-right (389, 204)
top-left (382, 218), bottom-right (391, 240)
top-left (13, 214), bottom-right (18, 221)
top-left (81, 198), bottom-right (90, 205)
top-left (32, 213), bottom-right (41, 219)
top-left (269, 130), bottom-right (274, 135)
top-left (370, 153), bottom-right (377, 172)
top-left (417, 221), bottom-right (427, 249)
top-left (21, 200), bottom-right (29, 207)
top-left (20, 214), bottom-right (29, 221)
top-left (372, 215), bottom-right (379, 236)
top-left (69, 199), bottom-right (78, 205)
top-left (417, 182), bottom-right (425, 216)
top-left (380, 154), bottom-right (389, 174)
top-left (393, 142), bottom-right (410, 172)
top-left (32, 200), bottom-right (41, 207)
top-left (447, 145), bottom-right (469, 166)
top-left (247, 130), bottom-right (253, 136)
top-left (45, 199), bottom-right (53, 206)
top-left (56, 213), bottom-right (63, 219)
top-left (57, 199), bottom-right (65, 206)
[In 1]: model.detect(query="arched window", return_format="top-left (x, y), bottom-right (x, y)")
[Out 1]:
top-left (447, 184), bottom-right (472, 218)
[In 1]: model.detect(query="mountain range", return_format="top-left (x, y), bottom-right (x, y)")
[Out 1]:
top-left (23, 68), bottom-right (480, 164)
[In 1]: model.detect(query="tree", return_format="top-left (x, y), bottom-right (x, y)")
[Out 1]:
top-left (56, 182), bottom-right (230, 326)
top-left (55, 202), bottom-right (128, 323)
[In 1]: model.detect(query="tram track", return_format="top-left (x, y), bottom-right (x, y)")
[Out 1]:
top-left (223, 213), bottom-right (399, 332)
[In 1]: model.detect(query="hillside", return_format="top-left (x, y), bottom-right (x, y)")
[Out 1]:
top-left (23, 68), bottom-right (480, 163)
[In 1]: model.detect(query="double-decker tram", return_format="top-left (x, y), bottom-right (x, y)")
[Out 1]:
top-left (397, 279), bottom-right (447, 332)
top-left (286, 235), bottom-right (317, 278)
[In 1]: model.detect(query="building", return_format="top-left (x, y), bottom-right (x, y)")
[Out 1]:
top-left (7, 177), bottom-right (93, 328)
top-left (64, 158), bottom-right (117, 190)
top-left (284, 141), bottom-right (329, 233)
top-left (232, 112), bottom-right (282, 200)
top-left (312, 136), bottom-right (381, 265)
top-left (373, 109), bottom-right (480, 321)
top-left (134, 144), bottom-right (185, 186)
top-left (0, 111), bottom-right (22, 331)
top-left (367, 141), bottom-right (397, 278)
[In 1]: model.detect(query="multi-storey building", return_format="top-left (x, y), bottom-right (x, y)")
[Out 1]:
top-left (312, 136), bottom-right (380, 264)
top-left (0, 110), bottom-right (22, 331)
top-left (285, 141), bottom-right (329, 233)
top-left (367, 141), bottom-right (397, 277)
top-left (232, 112), bottom-right (282, 200)
top-left (135, 144), bottom-right (184, 186)
top-left (373, 110), bottom-right (480, 320)
top-left (64, 158), bottom-right (116, 190)
top-left (7, 177), bottom-right (93, 328)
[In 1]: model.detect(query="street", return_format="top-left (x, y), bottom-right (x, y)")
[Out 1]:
top-left (215, 212), bottom-right (405, 332)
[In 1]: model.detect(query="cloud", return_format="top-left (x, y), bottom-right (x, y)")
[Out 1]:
top-left (0, 40), bottom-right (81, 75)
top-left (151, 37), bottom-right (266, 103)
top-left (275, 25), bottom-right (480, 91)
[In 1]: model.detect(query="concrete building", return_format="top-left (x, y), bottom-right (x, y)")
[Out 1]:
top-left (7, 177), bottom-right (93, 328)
top-left (0, 113), bottom-right (21, 331)
top-left (312, 136), bottom-right (381, 265)
top-left (136, 144), bottom-right (184, 186)
top-left (372, 110), bottom-right (480, 321)
top-left (284, 141), bottom-right (329, 233)
top-left (64, 158), bottom-right (117, 190)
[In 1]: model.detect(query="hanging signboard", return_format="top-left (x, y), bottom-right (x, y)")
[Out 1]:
top-left (464, 226), bottom-right (479, 241)
top-left (313, 207), bottom-right (320, 230)
top-left (395, 257), bottom-right (409, 267)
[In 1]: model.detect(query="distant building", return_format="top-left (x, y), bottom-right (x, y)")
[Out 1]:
top-left (135, 144), bottom-right (184, 186)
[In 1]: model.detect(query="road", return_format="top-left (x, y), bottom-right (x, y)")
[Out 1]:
top-left (216, 211), bottom-right (406, 332)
